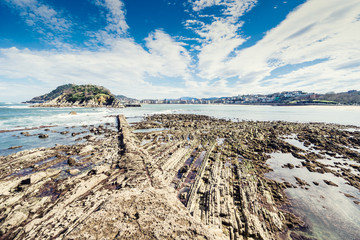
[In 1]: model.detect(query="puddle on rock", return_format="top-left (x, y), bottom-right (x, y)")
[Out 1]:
top-left (133, 128), bottom-right (170, 133)
top-left (266, 152), bottom-right (360, 240)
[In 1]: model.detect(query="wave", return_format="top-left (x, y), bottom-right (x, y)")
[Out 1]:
top-left (0, 107), bottom-right (119, 132)
top-left (0, 102), bottom-right (20, 105)
top-left (0, 105), bottom-right (30, 109)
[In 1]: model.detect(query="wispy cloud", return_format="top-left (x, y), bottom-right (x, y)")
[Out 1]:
top-left (3, 0), bottom-right (72, 49)
top-left (4, 0), bottom-right (71, 33)
top-left (222, 0), bottom-right (360, 92)
top-left (95, 0), bottom-right (128, 35)
top-left (195, 20), bottom-right (246, 79)
top-left (145, 30), bottom-right (191, 79)
top-left (184, 0), bottom-right (360, 94)
top-left (88, 0), bottom-right (129, 46)
top-left (186, 0), bottom-right (257, 81)
top-left (0, 30), bottom-right (192, 100)
top-left (191, 0), bottom-right (257, 21)
top-left (0, 0), bottom-right (195, 100)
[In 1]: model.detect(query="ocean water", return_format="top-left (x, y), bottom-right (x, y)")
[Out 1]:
top-left (1, 103), bottom-right (360, 155)
top-left (1, 103), bottom-right (360, 130)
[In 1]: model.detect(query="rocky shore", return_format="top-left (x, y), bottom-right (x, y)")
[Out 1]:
top-left (0, 114), bottom-right (359, 239)
top-left (26, 84), bottom-right (124, 108)
top-left (29, 97), bottom-right (124, 108)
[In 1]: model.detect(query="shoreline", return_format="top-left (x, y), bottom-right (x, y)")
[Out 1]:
top-left (0, 114), bottom-right (359, 239)
top-left (0, 125), bottom-right (58, 133)
top-left (141, 102), bottom-right (360, 107)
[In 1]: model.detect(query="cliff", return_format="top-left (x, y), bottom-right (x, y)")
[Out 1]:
top-left (26, 84), bottom-right (124, 108)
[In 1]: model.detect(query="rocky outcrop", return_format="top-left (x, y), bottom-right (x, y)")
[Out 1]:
top-left (0, 115), bottom-right (225, 239)
top-left (30, 94), bottom-right (124, 108)
top-left (1, 114), bottom-right (359, 239)
top-left (27, 84), bottom-right (124, 108)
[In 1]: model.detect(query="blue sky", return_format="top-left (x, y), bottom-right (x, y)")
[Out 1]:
top-left (0, 0), bottom-right (359, 101)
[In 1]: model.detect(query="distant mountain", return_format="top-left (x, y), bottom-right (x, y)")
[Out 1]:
top-left (179, 97), bottom-right (198, 101)
top-left (115, 95), bottom-right (138, 102)
top-left (25, 84), bottom-right (123, 108)
top-left (201, 97), bottom-right (225, 101)
top-left (179, 97), bottom-right (226, 101)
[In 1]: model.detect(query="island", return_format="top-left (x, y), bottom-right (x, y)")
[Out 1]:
top-left (24, 84), bottom-right (124, 108)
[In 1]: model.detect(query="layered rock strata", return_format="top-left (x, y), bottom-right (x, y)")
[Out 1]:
top-left (0, 115), bottom-right (225, 239)
top-left (1, 114), bottom-right (359, 239)
top-left (132, 114), bottom-right (360, 239)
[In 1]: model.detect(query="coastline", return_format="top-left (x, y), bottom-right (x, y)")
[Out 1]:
top-left (29, 103), bottom-right (124, 108)
top-left (142, 102), bottom-right (360, 107)
top-left (1, 114), bottom-right (359, 239)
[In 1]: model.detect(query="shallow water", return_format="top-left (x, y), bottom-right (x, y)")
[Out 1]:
top-left (266, 153), bottom-right (360, 240)
top-left (3, 103), bottom-right (359, 157)
top-left (0, 126), bottom-right (89, 156)
top-left (1, 104), bottom-right (360, 132)
top-left (133, 128), bottom-right (169, 133)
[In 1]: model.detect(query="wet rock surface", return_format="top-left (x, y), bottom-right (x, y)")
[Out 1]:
top-left (0, 115), bottom-right (225, 240)
top-left (1, 114), bottom-right (359, 239)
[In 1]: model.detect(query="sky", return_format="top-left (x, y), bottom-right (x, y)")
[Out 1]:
top-left (0, 0), bottom-right (359, 101)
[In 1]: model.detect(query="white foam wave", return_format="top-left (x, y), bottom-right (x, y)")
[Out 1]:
top-left (0, 105), bottom-right (30, 109)
top-left (0, 107), bottom-right (120, 131)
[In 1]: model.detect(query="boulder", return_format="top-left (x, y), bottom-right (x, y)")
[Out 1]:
top-left (67, 157), bottom-right (77, 166)
top-left (68, 169), bottom-right (80, 175)
top-left (8, 146), bottom-right (22, 149)
top-left (323, 180), bottom-right (338, 187)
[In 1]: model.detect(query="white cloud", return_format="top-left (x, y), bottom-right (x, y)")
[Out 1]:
top-left (196, 20), bottom-right (246, 79)
top-left (95, 0), bottom-right (128, 35)
top-left (184, 78), bottom-right (238, 97)
top-left (0, 0), bottom-right (196, 101)
top-left (0, 30), bottom-right (192, 100)
top-left (187, 0), bottom-right (255, 81)
top-left (191, 0), bottom-right (222, 11)
top-left (184, 0), bottom-right (360, 95)
top-left (145, 30), bottom-right (192, 79)
top-left (4, 0), bottom-right (71, 32)
top-left (1, 0), bottom-right (359, 101)
top-left (87, 0), bottom-right (129, 47)
top-left (191, 0), bottom-right (257, 21)
top-left (220, 0), bottom-right (360, 93)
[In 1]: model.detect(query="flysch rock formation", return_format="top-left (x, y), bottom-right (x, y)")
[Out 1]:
top-left (1, 114), bottom-right (360, 239)
top-left (0, 115), bottom-right (225, 240)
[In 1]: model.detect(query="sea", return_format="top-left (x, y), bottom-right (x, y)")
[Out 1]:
top-left (1, 102), bottom-right (360, 155)
top-left (1, 102), bottom-right (360, 239)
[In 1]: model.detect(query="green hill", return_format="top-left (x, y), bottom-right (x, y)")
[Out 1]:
top-left (25, 84), bottom-right (123, 108)
top-left (25, 84), bottom-right (75, 103)
top-left (318, 90), bottom-right (360, 105)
